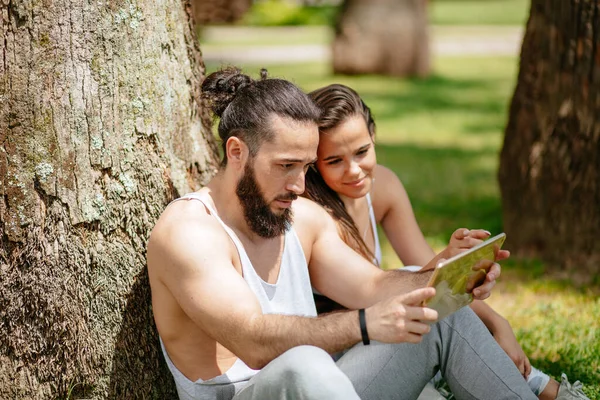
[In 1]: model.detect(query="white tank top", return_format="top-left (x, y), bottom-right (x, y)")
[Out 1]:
top-left (366, 193), bottom-right (382, 267)
top-left (160, 192), bottom-right (317, 400)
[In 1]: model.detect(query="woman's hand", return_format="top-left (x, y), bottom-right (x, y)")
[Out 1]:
top-left (442, 228), bottom-right (510, 261)
top-left (492, 319), bottom-right (531, 379)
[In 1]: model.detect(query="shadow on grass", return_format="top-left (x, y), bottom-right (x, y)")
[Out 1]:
top-left (205, 63), bottom-right (513, 139)
top-left (375, 141), bottom-right (503, 241)
top-left (360, 74), bottom-right (504, 117)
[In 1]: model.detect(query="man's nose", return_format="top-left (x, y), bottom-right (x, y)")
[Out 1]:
top-left (286, 170), bottom-right (305, 195)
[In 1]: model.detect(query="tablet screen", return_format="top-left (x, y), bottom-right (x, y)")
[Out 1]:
top-left (423, 233), bottom-right (506, 321)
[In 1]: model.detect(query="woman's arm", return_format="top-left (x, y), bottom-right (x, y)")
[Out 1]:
top-left (470, 300), bottom-right (531, 378)
top-left (372, 164), bottom-right (528, 374)
top-left (373, 165), bottom-right (490, 268)
top-left (373, 164), bottom-right (508, 268)
top-left (373, 165), bottom-right (436, 266)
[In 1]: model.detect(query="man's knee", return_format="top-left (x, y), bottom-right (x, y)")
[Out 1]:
top-left (276, 346), bottom-right (354, 392)
top-left (443, 306), bottom-right (480, 327)
top-left (244, 346), bottom-right (359, 399)
top-left (278, 345), bottom-right (337, 379)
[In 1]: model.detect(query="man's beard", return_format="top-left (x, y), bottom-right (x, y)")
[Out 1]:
top-left (235, 162), bottom-right (296, 238)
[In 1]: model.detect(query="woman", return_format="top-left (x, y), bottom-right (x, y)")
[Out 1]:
top-left (304, 83), bottom-right (588, 400)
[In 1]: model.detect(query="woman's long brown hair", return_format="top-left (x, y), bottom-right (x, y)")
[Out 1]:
top-left (305, 84), bottom-right (377, 263)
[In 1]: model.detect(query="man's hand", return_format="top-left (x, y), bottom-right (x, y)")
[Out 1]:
top-left (492, 319), bottom-right (531, 379)
top-left (469, 259), bottom-right (501, 300)
top-left (365, 288), bottom-right (439, 344)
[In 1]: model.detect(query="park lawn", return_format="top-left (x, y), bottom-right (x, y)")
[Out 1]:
top-left (237, 0), bottom-right (530, 27)
top-left (430, 0), bottom-right (530, 26)
top-left (205, 57), bottom-right (600, 397)
top-left (199, 26), bottom-right (332, 47)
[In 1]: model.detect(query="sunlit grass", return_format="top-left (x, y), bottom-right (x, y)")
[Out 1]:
top-left (488, 263), bottom-right (600, 398)
top-left (431, 0), bottom-right (530, 26)
top-left (199, 26), bottom-right (332, 47)
top-left (205, 56), bottom-right (600, 397)
top-left (235, 0), bottom-right (529, 28)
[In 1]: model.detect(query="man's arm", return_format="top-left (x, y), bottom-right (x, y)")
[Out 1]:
top-left (149, 213), bottom-right (433, 369)
top-left (303, 199), bottom-right (500, 308)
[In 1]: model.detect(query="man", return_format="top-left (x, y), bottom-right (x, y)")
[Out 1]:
top-left (147, 67), bottom-right (536, 400)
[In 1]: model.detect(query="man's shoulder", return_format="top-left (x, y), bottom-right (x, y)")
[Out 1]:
top-left (152, 197), bottom-right (215, 237)
top-left (292, 196), bottom-right (330, 221)
top-left (291, 197), bottom-right (336, 237)
top-left (148, 196), bottom-right (231, 265)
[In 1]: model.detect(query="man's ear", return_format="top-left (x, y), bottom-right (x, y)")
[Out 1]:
top-left (225, 136), bottom-right (249, 167)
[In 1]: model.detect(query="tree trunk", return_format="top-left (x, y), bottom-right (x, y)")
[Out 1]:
top-left (0, 0), bottom-right (219, 397)
top-left (499, 0), bottom-right (600, 278)
top-left (191, 0), bottom-right (252, 25)
top-left (332, 0), bottom-right (430, 77)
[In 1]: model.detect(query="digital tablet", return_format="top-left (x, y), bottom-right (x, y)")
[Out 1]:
top-left (422, 233), bottom-right (506, 321)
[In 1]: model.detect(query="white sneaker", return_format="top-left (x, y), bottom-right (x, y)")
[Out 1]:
top-left (555, 373), bottom-right (591, 400)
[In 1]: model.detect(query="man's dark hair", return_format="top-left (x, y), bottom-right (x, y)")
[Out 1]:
top-left (201, 67), bottom-right (321, 165)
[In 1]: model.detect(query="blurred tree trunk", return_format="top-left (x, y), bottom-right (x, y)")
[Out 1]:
top-left (499, 0), bottom-right (600, 278)
top-left (192, 0), bottom-right (252, 24)
top-left (333, 0), bottom-right (430, 77)
top-left (0, 0), bottom-right (219, 398)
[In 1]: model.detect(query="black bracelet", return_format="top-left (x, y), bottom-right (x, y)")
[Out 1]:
top-left (358, 308), bottom-right (370, 345)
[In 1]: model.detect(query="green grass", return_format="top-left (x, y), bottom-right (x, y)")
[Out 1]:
top-left (205, 56), bottom-right (600, 397)
top-left (199, 25), bottom-right (521, 48)
top-left (237, 0), bottom-right (530, 27)
top-left (208, 57), bottom-right (517, 246)
top-left (240, 1), bottom-right (338, 26)
top-left (199, 26), bottom-right (332, 47)
top-left (431, 0), bottom-right (530, 26)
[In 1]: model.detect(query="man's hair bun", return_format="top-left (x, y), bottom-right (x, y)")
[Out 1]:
top-left (201, 66), bottom-right (255, 117)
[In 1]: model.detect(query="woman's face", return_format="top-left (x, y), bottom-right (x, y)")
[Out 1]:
top-left (316, 114), bottom-right (376, 199)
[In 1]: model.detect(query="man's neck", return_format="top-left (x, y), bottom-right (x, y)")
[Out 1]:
top-left (205, 171), bottom-right (272, 244)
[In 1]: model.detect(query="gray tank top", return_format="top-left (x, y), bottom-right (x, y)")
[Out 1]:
top-left (160, 192), bottom-right (317, 400)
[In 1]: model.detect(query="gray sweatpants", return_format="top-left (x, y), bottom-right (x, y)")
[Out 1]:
top-left (222, 307), bottom-right (537, 400)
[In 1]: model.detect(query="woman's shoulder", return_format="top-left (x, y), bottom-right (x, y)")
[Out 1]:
top-left (371, 164), bottom-right (408, 218)
top-left (373, 164), bottom-right (398, 182)
top-left (372, 164), bottom-right (406, 199)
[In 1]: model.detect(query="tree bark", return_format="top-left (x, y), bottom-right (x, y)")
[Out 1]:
top-left (0, 0), bottom-right (219, 398)
top-left (332, 0), bottom-right (430, 77)
top-left (499, 0), bottom-right (600, 278)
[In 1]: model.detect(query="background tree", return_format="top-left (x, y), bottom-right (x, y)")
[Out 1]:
top-left (191, 0), bottom-right (252, 25)
top-left (499, 0), bottom-right (600, 278)
top-left (0, 0), bottom-right (219, 398)
top-left (332, 0), bottom-right (430, 77)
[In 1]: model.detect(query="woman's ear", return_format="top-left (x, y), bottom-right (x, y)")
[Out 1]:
top-left (225, 136), bottom-right (249, 168)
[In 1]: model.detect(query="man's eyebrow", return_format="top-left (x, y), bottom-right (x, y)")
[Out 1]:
top-left (277, 156), bottom-right (319, 164)
top-left (277, 157), bottom-right (306, 163)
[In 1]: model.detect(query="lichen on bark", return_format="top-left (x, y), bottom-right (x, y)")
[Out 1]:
top-left (0, 0), bottom-right (218, 397)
